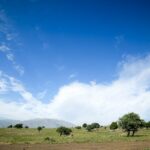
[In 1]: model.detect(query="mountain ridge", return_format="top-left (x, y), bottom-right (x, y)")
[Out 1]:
top-left (0, 118), bottom-right (75, 128)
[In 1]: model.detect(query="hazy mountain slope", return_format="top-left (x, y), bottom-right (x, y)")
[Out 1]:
top-left (0, 118), bottom-right (74, 128)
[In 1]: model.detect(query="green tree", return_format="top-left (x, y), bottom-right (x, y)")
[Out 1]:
top-left (82, 123), bottom-right (87, 128)
top-left (37, 126), bottom-right (42, 133)
top-left (119, 112), bottom-right (142, 136)
top-left (86, 125), bottom-right (92, 132)
top-left (110, 122), bottom-right (118, 130)
top-left (91, 123), bottom-right (100, 129)
top-left (145, 121), bottom-right (150, 129)
top-left (25, 126), bottom-right (29, 129)
top-left (56, 126), bottom-right (72, 136)
top-left (75, 126), bottom-right (81, 129)
top-left (14, 123), bottom-right (23, 129)
top-left (7, 125), bottom-right (13, 128)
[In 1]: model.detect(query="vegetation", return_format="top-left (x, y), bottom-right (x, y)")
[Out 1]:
top-left (14, 123), bottom-right (23, 129)
top-left (82, 123), bottom-right (87, 128)
top-left (25, 126), bottom-right (29, 129)
top-left (145, 121), bottom-right (150, 129)
top-left (0, 127), bottom-right (149, 144)
top-left (86, 123), bottom-right (100, 132)
top-left (91, 123), bottom-right (100, 129)
top-left (110, 122), bottom-right (118, 130)
top-left (75, 126), bottom-right (82, 129)
top-left (7, 125), bottom-right (13, 128)
top-left (0, 112), bottom-right (149, 144)
top-left (56, 126), bottom-right (72, 136)
top-left (86, 125), bottom-right (93, 132)
top-left (37, 126), bottom-right (42, 133)
top-left (119, 112), bottom-right (142, 136)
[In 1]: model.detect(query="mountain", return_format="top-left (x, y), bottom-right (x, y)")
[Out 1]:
top-left (0, 118), bottom-right (75, 128)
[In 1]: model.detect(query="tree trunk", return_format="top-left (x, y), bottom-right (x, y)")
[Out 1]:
top-left (127, 131), bottom-right (130, 137)
top-left (132, 131), bottom-right (135, 136)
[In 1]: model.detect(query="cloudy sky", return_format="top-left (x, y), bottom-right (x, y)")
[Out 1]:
top-left (0, 0), bottom-right (150, 124)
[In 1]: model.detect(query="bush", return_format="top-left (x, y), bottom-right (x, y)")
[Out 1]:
top-left (25, 126), bottom-right (29, 128)
top-left (44, 137), bottom-right (55, 142)
top-left (37, 126), bottom-right (42, 132)
top-left (110, 122), bottom-right (118, 130)
top-left (75, 126), bottom-right (81, 129)
top-left (82, 123), bottom-right (87, 128)
top-left (91, 123), bottom-right (100, 129)
top-left (86, 123), bottom-right (100, 132)
top-left (56, 126), bottom-right (72, 136)
top-left (14, 123), bottom-right (23, 129)
top-left (7, 125), bottom-right (13, 128)
top-left (86, 125), bottom-right (93, 132)
top-left (145, 121), bottom-right (150, 129)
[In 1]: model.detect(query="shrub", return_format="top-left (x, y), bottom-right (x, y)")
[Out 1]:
top-left (14, 123), bottom-right (23, 129)
top-left (37, 126), bottom-right (42, 132)
top-left (56, 126), bottom-right (72, 136)
top-left (75, 126), bottom-right (81, 129)
top-left (7, 125), bottom-right (13, 128)
top-left (110, 122), bottom-right (118, 130)
top-left (44, 137), bottom-right (55, 142)
top-left (82, 123), bottom-right (87, 128)
top-left (86, 125), bottom-right (93, 132)
top-left (91, 123), bottom-right (100, 129)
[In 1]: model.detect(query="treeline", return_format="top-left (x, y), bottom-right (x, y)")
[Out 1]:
top-left (6, 112), bottom-right (150, 137)
top-left (7, 123), bottom-right (29, 129)
top-left (73, 112), bottom-right (150, 137)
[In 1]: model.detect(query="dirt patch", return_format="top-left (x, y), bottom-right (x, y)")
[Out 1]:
top-left (0, 141), bottom-right (150, 150)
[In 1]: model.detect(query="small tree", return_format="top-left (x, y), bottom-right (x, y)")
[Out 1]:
top-left (110, 122), bottom-right (118, 130)
top-left (7, 125), bottom-right (13, 128)
top-left (25, 126), bottom-right (29, 129)
top-left (91, 123), bottom-right (100, 129)
top-left (75, 126), bottom-right (81, 129)
top-left (56, 126), bottom-right (72, 136)
top-left (86, 125), bottom-right (92, 132)
top-left (14, 123), bottom-right (23, 129)
top-left (119, 112), bottom-right (142, 136)
top-left (145, 121), bottom-right (150, 129)
top-left (82, 123), bottom-right (87, 128)
top-left (37, 126), bottom-right (42, 133)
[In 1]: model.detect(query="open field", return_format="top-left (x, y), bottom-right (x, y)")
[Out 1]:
top-left (0, 142), bottom-right (150, 150)
top-left (0, 128), bottom-right (150, 149)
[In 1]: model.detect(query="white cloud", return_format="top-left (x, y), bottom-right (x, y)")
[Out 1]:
top-left (0, 44), bottom-right (10, 52)
top-left (0, 55), bottom-right (150, 124)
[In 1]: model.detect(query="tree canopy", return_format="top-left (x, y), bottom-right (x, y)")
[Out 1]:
top-left (56, 126), bottom-right (72, 136)
top-left (110, 122), bottom-right (118, 130)
top-left (119, 112), bottom-right (142, 136)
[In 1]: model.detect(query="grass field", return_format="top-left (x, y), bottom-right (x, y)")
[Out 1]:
top-left (0, 128), bottom-right (150, 144)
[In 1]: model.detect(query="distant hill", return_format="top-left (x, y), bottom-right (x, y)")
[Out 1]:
top-left (0, 118), bottom-right (75, 128)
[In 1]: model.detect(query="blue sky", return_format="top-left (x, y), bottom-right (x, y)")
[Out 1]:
top-left (0, 0), bottom-right (150, 123)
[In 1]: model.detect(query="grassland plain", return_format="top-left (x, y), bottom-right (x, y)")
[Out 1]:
top-left (0, 128), bottom-right (150, 144)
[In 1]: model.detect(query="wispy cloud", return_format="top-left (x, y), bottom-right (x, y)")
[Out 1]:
top-left (37, 89), bottom-right (47, 99)
top-left (54, 64), bottom-right (65, 72)
top-left (114, 35), bottom-right (124, 49)
top-left (0, 55), bottom-right (150, 123)
top-left (0, 10), bottom-right (24, 76)
top-left (69, 73), bottom-right (77, 79)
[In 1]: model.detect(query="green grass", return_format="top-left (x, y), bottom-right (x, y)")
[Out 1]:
top-left (0, 128), bottom-right (150, 144)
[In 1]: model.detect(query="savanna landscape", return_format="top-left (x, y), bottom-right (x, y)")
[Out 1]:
top-left (0, 0), bottom-right (150, 149)
top-left (0, 113), bottom-right (150, 149)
